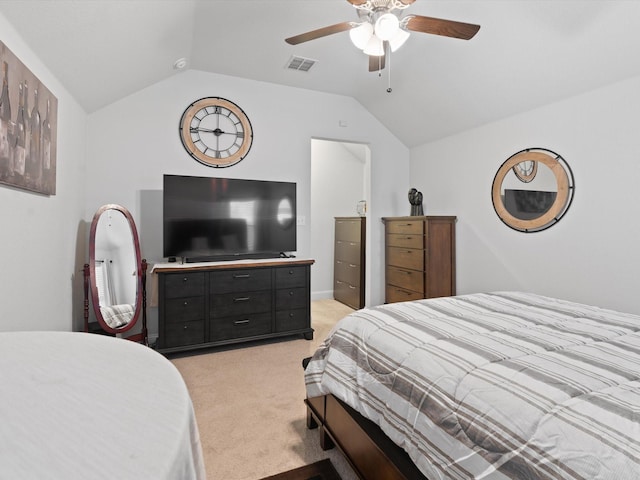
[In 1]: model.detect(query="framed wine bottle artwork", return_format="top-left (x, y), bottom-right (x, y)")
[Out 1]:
top-left (0, 40), bottom-right (58, 196)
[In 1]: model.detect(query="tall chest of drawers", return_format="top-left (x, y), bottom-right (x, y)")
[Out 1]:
top-left (333, 217), bottom-right (366, 309)
top-left (382, 216), bottom-right (456, 304)
top-left (155, 259), bottom-right (314, 353)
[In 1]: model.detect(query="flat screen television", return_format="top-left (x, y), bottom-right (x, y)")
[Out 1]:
top-left (163, 175), bottom-right (296, 262)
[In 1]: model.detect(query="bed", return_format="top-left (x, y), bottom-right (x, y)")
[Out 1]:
top-left (304, 292), bottom-right (640, 480)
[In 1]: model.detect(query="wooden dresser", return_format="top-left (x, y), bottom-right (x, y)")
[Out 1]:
top-left (382, 216), bottom-right (456, 304)
top-left (154, 259), bottom-right (314, 353)
top-left (334, 217), bottom-right (366, 309)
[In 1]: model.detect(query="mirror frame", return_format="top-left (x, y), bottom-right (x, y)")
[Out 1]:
top-left (88, 204), bottom-right (143, 335)
top-left (492, 148), bottom-right (575, 233)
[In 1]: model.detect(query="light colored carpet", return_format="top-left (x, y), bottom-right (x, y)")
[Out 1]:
top-left (171, 299), bottom-right (360, 480)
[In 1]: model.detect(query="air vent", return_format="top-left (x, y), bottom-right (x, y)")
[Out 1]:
top-left (286, 56), bottom-right (317, 72)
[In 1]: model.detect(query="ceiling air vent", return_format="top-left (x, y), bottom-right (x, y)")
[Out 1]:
top-left (286, 56), bottom-right (316, 72)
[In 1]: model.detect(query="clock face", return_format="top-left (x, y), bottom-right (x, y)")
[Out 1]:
top-left (179, 97), bottom-right (253, 167)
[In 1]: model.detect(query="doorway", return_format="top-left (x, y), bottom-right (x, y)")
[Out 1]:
top-left (310, 138), bottom-right (371, 303)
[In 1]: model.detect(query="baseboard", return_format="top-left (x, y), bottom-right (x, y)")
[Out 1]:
top-left (311, 290), bottom-right (334, 301)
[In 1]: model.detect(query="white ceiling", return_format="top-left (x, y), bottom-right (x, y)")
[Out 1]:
top-left (1, 0), bottom-right (639, 148)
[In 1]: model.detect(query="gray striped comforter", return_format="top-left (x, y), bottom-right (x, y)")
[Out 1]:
top-left (305, 292), bottom-right (640, 480)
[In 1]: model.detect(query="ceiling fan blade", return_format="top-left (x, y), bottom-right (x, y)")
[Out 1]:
top-left (285, 22), bottom-right (356, 45)
top-left (368, 52), bottom-right (386, 72)
top-left (406, 15), bottom-right (480, 40)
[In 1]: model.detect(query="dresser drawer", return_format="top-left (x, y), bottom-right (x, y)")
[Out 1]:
top-left (163, 272), bottom-right (205, 299)
top-left (386, 266), bottom-right (424, 293)
top-left (276, 287), bottom-right (307, 310)
top-left (385, 285), bottom-right (424, 304)
top-left (210, 290), bottom-right (271, 318)
top-left (275, 308), bottom-right (309, 332)
top-left (334, 280), bottom-right (361, 310)
top-left (385, 220), bottom-right (424, 235)
top-left (210, 268), bottom-right (272, 294)
top-left (386, 233), bottom-right (423, 249)
top-left (163, 320), bottom-right (205, 348)
top-left (275, 266), bottom-right (307, 289)
top-left (386, 246), bottom-right (424, 271)
top-left (335, 240), bottom-right (362, 264)
top-left (334, 259), bottom-right (361, 287)
top-left (335, 219), bottom-right (363, 243)
top-left (210, 312), bottom-right (271, 341)
top-left (164, 296), bottom-right (205, 323)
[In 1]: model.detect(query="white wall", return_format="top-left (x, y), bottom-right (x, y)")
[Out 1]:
top-left (86, 69), bottom-right (409, 337)
top-left (310, 139), bottom-right (368, 301)
top-left (411, 75), bottom-right (640, 314)
top-left (0, 12), bottom-right (88, 331)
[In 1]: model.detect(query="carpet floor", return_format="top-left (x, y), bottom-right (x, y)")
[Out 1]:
top-left (257, 459), bottom-right (341, 480)
top-left (170, 299), bottom-right (359, 480)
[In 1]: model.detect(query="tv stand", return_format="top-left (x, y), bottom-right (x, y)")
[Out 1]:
top-left (154, 258), bottom-right (315, 353)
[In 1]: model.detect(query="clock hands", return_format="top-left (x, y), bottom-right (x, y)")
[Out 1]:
top-left (190, 127), bottom-right (241, 137)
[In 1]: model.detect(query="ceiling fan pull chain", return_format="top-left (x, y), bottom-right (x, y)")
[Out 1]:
top-left (387, 43), bottom-right (392, 93)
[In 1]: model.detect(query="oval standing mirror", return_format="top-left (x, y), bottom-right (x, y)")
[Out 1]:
top-left (85, 204), bottom-right (147, 342)
top-left (492, 148), bottom-right (575, 233)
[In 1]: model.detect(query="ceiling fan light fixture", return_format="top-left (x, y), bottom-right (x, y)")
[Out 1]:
top-left (349, 22), bottom-right (374, 50)
top-left (374, 13), bottom-right (399, 41)
top-left (388, 28), bottom-right (410, 51)
top-left (363, 35), bottom-right (384, 56)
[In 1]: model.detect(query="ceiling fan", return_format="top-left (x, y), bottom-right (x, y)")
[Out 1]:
top-left (285, 0), bottom-right (480, 72)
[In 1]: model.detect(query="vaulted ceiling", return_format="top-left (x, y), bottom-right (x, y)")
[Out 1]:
top-left (1, 0), bottom-right (639, 147)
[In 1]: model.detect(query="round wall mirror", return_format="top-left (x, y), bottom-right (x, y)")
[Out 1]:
top-left (492, 148), bottom-right (575, 233)
top-left (86, 204), bottom-right (146, 340)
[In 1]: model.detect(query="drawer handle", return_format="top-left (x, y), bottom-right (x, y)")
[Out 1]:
top-left (183, 325), bottom-right (189, 330)
top-left (288, 270), bottom-right (294, 275)
top-left (349, 285), bottom-right (356, 290)
top-left (234, 319), bottom-right (250, 325)
top-left (183, 301), bottom-right (189, 306)
top-left (234, 297), bottom-right (250, 303)
top-left (289, 291), bottom-right (294, 296)
top-left (336, 280), bottom-right (344, 285)
top-left (289, 312), bottom-right (295, 318)
top-left (182, 277), bottom-right (188, 282)
top-left (234, 274), bottom-right (251, 279)
top-left (349, 264), bottom-right (357, 268)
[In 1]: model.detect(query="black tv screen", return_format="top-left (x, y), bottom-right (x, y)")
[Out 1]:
top-left (163, 175), bottom-right (296, 262)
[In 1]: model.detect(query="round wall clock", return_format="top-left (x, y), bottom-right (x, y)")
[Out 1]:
top-left (179, 97), bottom-right (253, 167)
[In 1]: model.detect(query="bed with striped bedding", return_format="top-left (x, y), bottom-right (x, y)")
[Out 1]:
top-left (304, 292), bottom-right (640, 480)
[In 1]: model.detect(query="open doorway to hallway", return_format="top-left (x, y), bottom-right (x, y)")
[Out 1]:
top-left (310, 138), bottom-right (370, 304)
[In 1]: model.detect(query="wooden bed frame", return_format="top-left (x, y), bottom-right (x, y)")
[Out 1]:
top-left (305, 394), bottom-right (429, 480)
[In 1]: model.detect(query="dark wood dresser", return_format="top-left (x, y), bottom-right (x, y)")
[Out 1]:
top-left (333, 217), bottom-right (366, 309)
top-left (382, 216), bottom-right (456, 304)
top-left (154, 259), bottom-right (314, 353)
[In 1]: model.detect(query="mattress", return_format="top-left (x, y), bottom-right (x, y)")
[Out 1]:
top-left (305, 292), bottom-right (640, 480)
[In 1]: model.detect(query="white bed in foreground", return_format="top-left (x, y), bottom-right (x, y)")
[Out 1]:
top-left (305, 292), bottom-right (640, 480)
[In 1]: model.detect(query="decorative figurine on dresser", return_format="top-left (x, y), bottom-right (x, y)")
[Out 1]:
top-left (408, 188), bottom-right (424, 216)
top-left (382, 216), bottom-right (455, 304)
